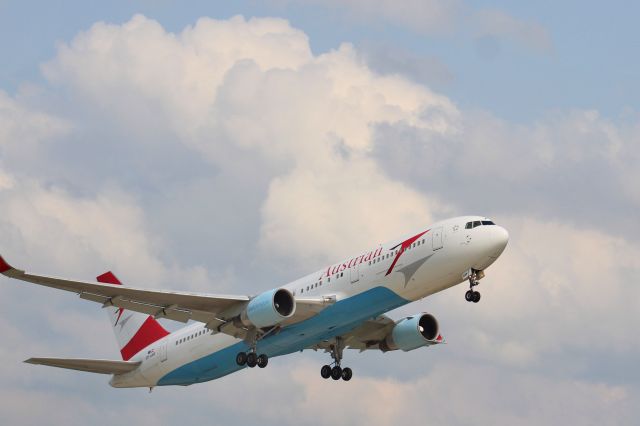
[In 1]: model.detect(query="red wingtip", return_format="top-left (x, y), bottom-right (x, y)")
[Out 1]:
top-left (436, 334), bottom-right (443, 342)
top-left (0, 255), bottom-right (12, 273)
top-left (96, 271), bottom-right (122, 285)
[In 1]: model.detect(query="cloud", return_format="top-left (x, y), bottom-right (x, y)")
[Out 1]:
top-left (374, 108), bottom-right (640, 241)
top-left (0, 13), bottom-right (638, 426)
top-left (259, 161), bottom-right (445, 267)
top-left (438, 217), bottom-right (640, 376)
top-left (473, 9), bottom-right (553, 55)
top-left (40, 14), bottom-right (460, 272)
top-left (278, 0), bottom-right (462, 34)
top-left (358, 43), bottom-right (454, 88)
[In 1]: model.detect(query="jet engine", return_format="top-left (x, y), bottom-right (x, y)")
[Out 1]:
top-left (239, 288), bottom-right (296, 329)
top-left (379, 313), bottom-right (439, 352)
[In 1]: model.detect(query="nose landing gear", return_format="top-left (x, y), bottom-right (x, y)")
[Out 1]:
top-left (465, 269), bottom-right (482, 303)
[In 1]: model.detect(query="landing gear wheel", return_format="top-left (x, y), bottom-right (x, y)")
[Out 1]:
top-left (465, 290), bottom-right (474, 302)
top-left (321, 365), bottom-right (332, 379)
top-left (235, 352), bottom-right (247, 366)
top-left (331, 366), bottom-right (342, 380)
top-left (257, 354), bottom-right (269, 368)
top-left (246, 352), bottom-right (258, 368)
top-left (472, 291), bottom-right (481, 303)
top-left (341, 367), bottom-right (353, 381)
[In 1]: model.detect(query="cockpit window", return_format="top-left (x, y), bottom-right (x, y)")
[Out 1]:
top-left (466, 219), bottom-right (497, 229)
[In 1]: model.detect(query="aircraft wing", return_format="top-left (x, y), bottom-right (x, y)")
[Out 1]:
top-left (25, 357), bottom-right (141, 375)
top-left (0, 255), bottom-right (333, 339)
top-left (309, 314), bottom-right (444, 352)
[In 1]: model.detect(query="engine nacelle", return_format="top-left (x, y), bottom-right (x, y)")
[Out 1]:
top-left (240, 288), bottom-right (296, 329)
top-left (379, 313), bottom-right (439, 352)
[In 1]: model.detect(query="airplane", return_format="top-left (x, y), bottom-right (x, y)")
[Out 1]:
top-left (0, 215), bottom-right (508, 388)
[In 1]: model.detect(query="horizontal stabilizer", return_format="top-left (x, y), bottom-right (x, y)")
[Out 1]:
top-left (24, 357), bottom-right (141, 375)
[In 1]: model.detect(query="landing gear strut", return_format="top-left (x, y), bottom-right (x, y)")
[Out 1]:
top-left (465, 269), bottom-right (482, 303)
top-left (320, 337), bottom-right (353, 382)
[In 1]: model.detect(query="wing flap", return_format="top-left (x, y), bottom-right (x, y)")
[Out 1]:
top-left (25, 358), bottom-right (141, 375)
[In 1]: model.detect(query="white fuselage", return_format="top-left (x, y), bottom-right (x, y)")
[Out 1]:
top-left (111, 216), bottom-right (508, 388)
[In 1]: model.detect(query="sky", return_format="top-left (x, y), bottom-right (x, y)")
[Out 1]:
top-left (0, 1), bottom-right (638, 425)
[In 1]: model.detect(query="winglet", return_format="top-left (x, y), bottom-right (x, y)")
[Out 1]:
top-left (96, 271), bottom-right (122, 285)
top-left (0, 255), bottom-right (13, 274)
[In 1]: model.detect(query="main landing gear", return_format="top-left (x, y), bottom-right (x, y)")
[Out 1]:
top-left (235, 351), bottom-right (269, 368)
top-left (465, 269), bottom-right (482, 303)
top-left (235, 327), bottom-right (274, 369)
top-left (320, 337), bottom-right (353, 382)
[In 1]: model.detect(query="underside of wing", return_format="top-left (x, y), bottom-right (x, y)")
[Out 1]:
top-left (25, 358), bottom-right (141, 375)
top-left (310, 315), bottom-right (397, 352)
top-left (0, 255), bottom-right (335, 341)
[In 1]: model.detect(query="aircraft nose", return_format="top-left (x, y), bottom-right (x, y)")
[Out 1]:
top-left (490, 225), bottom-right (509, 257)
top-left (471, 224), bottom-right (509, 271)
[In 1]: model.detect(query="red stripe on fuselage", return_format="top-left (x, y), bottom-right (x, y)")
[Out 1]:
top-left (385, 230), bottom-right (430, 276)
top-left (120, 316), bottom-right (170, 361)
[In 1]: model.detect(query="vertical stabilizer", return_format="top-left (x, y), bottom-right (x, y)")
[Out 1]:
top-left (97, 272), bottom-right (169, 361)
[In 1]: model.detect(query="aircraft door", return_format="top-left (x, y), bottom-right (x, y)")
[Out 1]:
top-left (350, 263), bottom-right (360, 283)
top-left (159, 341), bottom-right (168, 363)
top-left (432, 227), bottom-right (443, 250)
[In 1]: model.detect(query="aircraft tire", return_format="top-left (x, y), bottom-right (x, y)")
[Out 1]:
top-left (472, 291), bottom-right (481, 303)
top-left (341, 367), bottom-right (353, 381)
top-left (321, 365), bottom-right (332, 379)
top-left (331, 366), bottom-right (342, 380)
top-left (246, 352), bottom-right (258, 368)
top-left (465, 290), bottom-right (474, 302)
top-left (236, 352), bottom-right (247, 366)
top-left (257, 354), bottom-right (269, 368)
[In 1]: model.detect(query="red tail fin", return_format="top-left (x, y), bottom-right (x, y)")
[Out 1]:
top-left (98, 271), bottom-right (169, 361)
